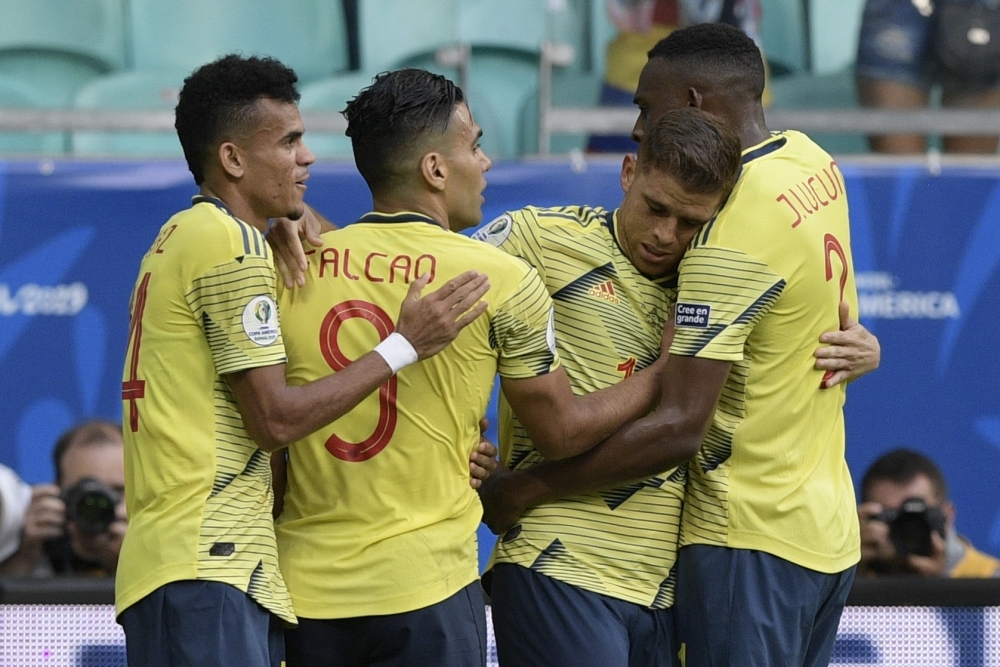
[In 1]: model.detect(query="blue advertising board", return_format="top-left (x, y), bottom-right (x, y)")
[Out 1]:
top-left (0, 157), bottom-right (998, 569)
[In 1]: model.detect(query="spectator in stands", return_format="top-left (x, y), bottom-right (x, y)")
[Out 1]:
top-left (0, 420), bottom-right (126, 577)
top-left (858, 448), bottom-right (1000, 577)
top-left (589, 0), bottom-right (766, 152)
top-left (0, 463), bottom-right (33, 564)
top-left (856, 0), bottom-right (1000, 153)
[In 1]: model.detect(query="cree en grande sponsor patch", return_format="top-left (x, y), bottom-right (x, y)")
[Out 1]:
top-left (675, 302), bottom-right (711, 328)
top-left (242, 295), bottom-right (280, 345)
top-left (471, 214), bottom-right (512, 246)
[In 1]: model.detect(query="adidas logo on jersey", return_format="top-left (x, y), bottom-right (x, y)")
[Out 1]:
top-left (588, 280), bottom-right (620, 305)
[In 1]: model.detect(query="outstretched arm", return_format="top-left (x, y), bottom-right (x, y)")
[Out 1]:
top-left (230, 271), bottom-right (490, 451)
top-left (814, 301), bottom-right (880, 388)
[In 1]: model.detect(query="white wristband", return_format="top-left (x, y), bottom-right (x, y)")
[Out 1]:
top-left (374, 332), bottom-right (418, 374)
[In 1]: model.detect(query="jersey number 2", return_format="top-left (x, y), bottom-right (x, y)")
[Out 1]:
top-left (319, 300), bottom-right (398, 461)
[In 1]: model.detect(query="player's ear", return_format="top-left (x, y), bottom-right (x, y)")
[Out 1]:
top-left (620, 153), bottom-right (637, 193)
top-left (688, 87), bottom-right (703, 109)
top-left (420, 151), bottom-right (447, 192)
top-left (218, 141), bottom-right (245, 179)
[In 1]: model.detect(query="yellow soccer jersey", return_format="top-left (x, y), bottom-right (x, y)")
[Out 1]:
top-left (274, 212), bottom-right (560, 619)
top-left (670, 132), bottom-right (861, 573)
top-left (117, 196), bottom-right (294, 623)
top-left (475, 205), bottom-right (684, 609)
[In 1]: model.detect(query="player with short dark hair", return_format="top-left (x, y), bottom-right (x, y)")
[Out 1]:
top-left (116, 55), bottom-right (492, 667)
top-left (480, 23), bottom-right (876, 667)
top-left (480, 108), bottom-right (742, 667)
top-left (272, 68), bottom-right (668, 667)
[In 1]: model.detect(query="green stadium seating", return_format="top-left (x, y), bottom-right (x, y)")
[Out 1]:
top-left (298, 72), bottom-right (378, 160)
top-left (809, 0), bottom-right (866, 75)
top-left (768, 69), bottom-right (868, 154)
top-left (0, 75), bottom-right (67, 154)
top-left (355, 0), bottom-right (459, 73)
top-left (69, 70), bottom-right (188, 157)
top-left (0, 0), bottom-right (126, 106)
top-left (519, 68), bottom-right (604, 155)
top-left (128, 0), bottom-right (348, 84)
top-left (759, 0), bottom-right (808, 77)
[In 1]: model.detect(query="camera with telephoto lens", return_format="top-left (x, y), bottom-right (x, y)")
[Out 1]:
top-left (62, 477), bottom-right (121, 535)
top-left (872, 496), bottom-right (946, 558)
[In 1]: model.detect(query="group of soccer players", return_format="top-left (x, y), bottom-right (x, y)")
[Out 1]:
top-left (117, 20), bottom-right (880, 667)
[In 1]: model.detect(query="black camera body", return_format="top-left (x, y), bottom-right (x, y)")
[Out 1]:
top-left (872, 496), bottom-right (946, 558)
top-left (62, 477), bottom-right (120, 535)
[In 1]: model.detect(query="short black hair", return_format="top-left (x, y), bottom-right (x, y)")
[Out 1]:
top-left (52, 420), bottom-right (122, 486)
top-left (638, 107), bottom-right (741, 196)
top-left (343, 68), bottom-right (465, 195)
top-left (175, 54), bottom-right (301, 185)
top-left (861, 448), bottom-right (949, 503)
top-left (647, 23), bottom-right (765, 103)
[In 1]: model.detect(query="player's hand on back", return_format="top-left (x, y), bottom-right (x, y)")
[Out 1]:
top-left (479, 466), bottom-right (529, 535)
top-left (814, 301), bottom-right (881, 388)
top-left (469, 418), bottom-right (499, 490)
top-left (267, 206), bottom-right (328, 289)
top-left (395, 271), bottom-right (490, 360)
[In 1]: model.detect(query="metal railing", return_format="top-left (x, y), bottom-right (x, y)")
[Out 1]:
top-left (2, 40), bottom-right (1000, 156)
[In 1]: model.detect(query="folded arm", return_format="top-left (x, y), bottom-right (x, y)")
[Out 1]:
top-left (482, 354), bottom-right (729, 533)
top-left (500, 355), bottom-right (664, 461)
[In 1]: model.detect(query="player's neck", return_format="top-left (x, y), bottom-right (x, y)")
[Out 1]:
top-left (198, 183), bottom-right (268, 232)
top-left (371, 194), bottom-right (449, 230)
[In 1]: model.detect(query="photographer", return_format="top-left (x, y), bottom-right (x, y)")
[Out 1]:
top-left (859, 448), bottom-right (1000, 578)
top-left (0, 420), bottom-right (125, 577)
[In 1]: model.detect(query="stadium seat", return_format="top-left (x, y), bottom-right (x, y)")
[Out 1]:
top-left (0, 0), bottom-right (126, 106)
top-left (357, 0), bottom-right (460, 73)
top-left (69, 70), bottom-right (188, 157)
top-left (128, 0), bottom-right (348, 84)
top-left (519, 68), bottom-right (604, 155)
top-left (759, 0), bottom-right (808, 77)
top-left (0, 75), bottom-right (67, 154)
top-left (457, 0), bottom-right (587, 62)
top-left (298, 72), bottom-right (378, 160)
top-left (767, 69), bottom-right (869, 154)
top-left (809, 0), bottom-right (866, 75)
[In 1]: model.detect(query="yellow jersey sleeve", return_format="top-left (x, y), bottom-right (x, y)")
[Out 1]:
top-left (670, 246), bottom-right (786, 361)
top-left (493, 268), bottom-right (559, 380)
top-left (186, 256), bottom-right (286, 375)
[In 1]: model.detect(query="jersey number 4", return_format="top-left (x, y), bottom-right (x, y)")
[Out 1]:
top-left (122, 272), bottom-right (151, 432)
top-left (319, 300), bottom-right (398, 462)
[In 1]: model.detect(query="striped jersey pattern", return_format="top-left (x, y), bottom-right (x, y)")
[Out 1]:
top-left (477, 205), bottom-right (685, 609)
top-left (670, 132), bottom-right (861, 574)
top-left (117, 196), bottom-right (294, 623)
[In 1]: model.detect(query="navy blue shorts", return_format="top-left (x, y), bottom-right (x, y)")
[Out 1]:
top-left (285, 581), bottom-right (487, 667)
top-left (489, 563), bottom-right (680, 667)
top-left (118, 580), bottom-right (284, 667)
top-left (856, 0), bottom-right (1000, 94)
top-left (674, 545), bottom-right (856, 667)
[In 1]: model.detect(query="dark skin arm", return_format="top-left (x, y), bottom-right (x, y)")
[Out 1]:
top-left (481, 354), bottom-right (730, 533)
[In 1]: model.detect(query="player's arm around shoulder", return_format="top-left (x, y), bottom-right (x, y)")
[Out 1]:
top-left (493, 264), bottom-right (663, 461)
top-left (228, 270), bottom-right (492, 451)
top-left (814, 302), bottom-right (881, 388)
